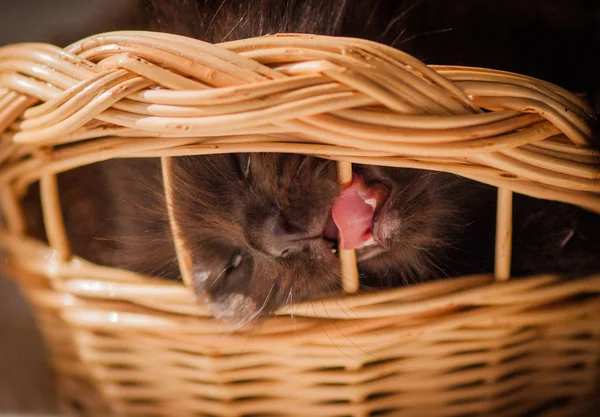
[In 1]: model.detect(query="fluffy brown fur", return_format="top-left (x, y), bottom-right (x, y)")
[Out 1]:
top-left (23, 0), bottom-right (600, 324)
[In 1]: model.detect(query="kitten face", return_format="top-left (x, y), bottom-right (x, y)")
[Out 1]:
top-left (169, 154), bottom-right (470, 324)
top-left (169, 154), bottom-right (340, 324)
top-left (136, 0), bottom-right (599, 326)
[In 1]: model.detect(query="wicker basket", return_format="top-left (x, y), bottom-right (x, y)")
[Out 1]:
top-left (1, 31), bottom-right (600, 417)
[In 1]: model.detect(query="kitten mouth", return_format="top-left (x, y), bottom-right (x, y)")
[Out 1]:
top-left (327, 175), bottom-right (388, 251)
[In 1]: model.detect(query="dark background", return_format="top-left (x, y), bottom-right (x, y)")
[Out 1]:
top-left (0, 0), bottom-right (599, 415)
top-left (0, 0), bottom-right (142, 46)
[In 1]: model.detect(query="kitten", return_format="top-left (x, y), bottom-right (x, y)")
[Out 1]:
top-left (24, 0), bottom-right (600, 324)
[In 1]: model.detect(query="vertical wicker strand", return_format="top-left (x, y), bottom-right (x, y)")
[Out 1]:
top-left (0, 186), bottom-right (26, 234)
top-left (0, 94), bottom-right (36, 236)
top-left (40, 174), bottom-right (71, 262)
top-left (161, 156), bottom-right (194, 287)
top-left (494, 187), bottom-right (513, 280)
top-left (337, 160), bottom-right (360, 293)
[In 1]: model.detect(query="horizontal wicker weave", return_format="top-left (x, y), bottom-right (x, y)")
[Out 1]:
top-left (1, 31), bottom-right (600, 417)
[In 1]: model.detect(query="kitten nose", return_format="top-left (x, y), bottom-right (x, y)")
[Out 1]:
top-left (263, 215), bottom-right (308, 257)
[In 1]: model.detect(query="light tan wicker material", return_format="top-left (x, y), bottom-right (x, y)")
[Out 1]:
top-left (336, 160), bottom-right (359, 293)
top-left (0, 31), bottom-right (599, 417)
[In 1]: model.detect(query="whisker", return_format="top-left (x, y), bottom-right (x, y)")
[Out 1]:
top-left (207, 0), bottom-right (227, 31)
top-left (296, 155), bottom-right (310, 177)
top-left (397, 28), bottom-right (454, 46)
top-left (221, 8), bottom-right (249, 42)
top-left (380, 0), bottom-right (426, 40)
top-left (202, 266), bottom-right (231, 294)
top-left (233, 281), bottom-right (277, 329)
top-left (391, 28), bottom-right (407, 48)
top-left (313, 159), bottom-right (333, 179)
top-left (318, 306), bottom-right (360, 362)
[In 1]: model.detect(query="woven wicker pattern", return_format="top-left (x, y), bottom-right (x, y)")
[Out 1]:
top-left (1, 31), bottom-right (600, 417)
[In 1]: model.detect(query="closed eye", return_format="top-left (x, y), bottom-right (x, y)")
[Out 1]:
top-left (193, 250), bottom-right (245, 295)
top-left (229, 251), bottom-right (243, 269)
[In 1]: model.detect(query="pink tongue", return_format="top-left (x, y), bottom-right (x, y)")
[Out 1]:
top-left (332, 177), bottom-right (377, 250)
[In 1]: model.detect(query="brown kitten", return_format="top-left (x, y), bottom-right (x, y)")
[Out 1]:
top-left (23, 0), bottom-right (600, 325)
